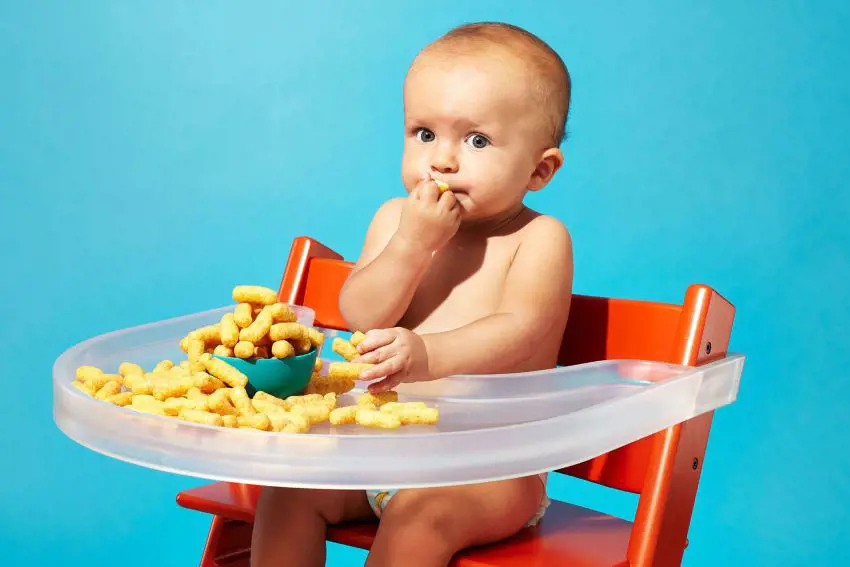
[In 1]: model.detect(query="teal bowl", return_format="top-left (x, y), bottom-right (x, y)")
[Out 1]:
top-left (213, 348), bottom-right (318, 398)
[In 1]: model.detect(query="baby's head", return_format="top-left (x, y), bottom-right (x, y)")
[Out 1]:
top-left (402, 22), bottom-right (571, 221)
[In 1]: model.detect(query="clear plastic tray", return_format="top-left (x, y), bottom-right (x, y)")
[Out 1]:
top-left (53, 306), bottom-right (745, 489)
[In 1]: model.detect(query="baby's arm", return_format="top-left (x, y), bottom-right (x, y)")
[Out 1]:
top-left (340, 182), bottom-right (461, 331)
top-left (422, 216), bottom-right (573, 378)
top-left (340, 199), bottom-right (430, 331)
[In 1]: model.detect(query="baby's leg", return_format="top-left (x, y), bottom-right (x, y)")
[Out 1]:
top-left (251, 487), bottom-right (374, 567)
top-left (365, 476), bottom-right (544, 567)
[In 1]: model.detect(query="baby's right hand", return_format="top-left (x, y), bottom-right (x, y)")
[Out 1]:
top-left (395, 180), bottom-right (461, 253)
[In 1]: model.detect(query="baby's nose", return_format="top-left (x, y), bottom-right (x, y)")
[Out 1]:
top-left (430, 143), bottom-right (459, 173)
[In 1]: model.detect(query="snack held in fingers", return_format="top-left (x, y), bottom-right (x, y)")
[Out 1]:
top-left (332, 337), bottom-right (359, 361)
top-left (349, 331), bottom-right (367, 347)
top-left (433, 179), bottom-right (450, 193)
top-left (329, 362), bottom-right (374, 380)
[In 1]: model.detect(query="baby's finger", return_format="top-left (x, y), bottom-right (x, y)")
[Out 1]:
top-left (418, 181), bottom-right (439, 204)
top-left (437, 190), bottom-right (457, 213)
top-left (353, 344), bottom-right (395, 365)
top-left (368, 374), bottom-right (402, 393)
top-left (357, 329), bottom-right (397, 353)
top-left (359, 356), bottom-right (403, 382)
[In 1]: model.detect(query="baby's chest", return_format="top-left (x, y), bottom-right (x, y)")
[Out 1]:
top-left (402, 241), bottom-right (517, 332)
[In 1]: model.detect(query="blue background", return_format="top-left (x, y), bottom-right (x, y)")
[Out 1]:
top-left (2, 1), bottom-right (848, 565)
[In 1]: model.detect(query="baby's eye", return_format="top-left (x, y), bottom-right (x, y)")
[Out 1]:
top-left (465, 133), bottom-right (490, 149)
top-left (415, 128), bottom-right (436, 143)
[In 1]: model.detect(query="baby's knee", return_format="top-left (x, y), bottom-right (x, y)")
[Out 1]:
top-left (381, 491), bottom-right (460, 546)
top-left (257, 487), bottom-right (348, 524)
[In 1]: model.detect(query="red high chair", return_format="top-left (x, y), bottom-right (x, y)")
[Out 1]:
top-left (177, 236), bottom-right (736, 567)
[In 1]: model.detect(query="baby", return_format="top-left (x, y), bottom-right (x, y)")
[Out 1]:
top-left (252, 22), bottom-right (574, 567)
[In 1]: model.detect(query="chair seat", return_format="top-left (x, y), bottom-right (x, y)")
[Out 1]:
top-left (177, 482), bottom-right (631, 567)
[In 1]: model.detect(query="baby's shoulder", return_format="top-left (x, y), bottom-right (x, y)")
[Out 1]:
top-left (366, 197), bottom-right (406, 230)
top-left (515, 211), bottom-right (572, 248)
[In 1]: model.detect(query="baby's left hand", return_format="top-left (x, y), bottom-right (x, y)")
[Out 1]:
top-left (354, 328), bottom-right (431, 392)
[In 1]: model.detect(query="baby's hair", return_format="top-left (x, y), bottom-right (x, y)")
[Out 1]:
top-left (426, 22), bottom-right (571, 147)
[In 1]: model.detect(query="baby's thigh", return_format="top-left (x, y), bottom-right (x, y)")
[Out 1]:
top-left (384, 476), bottom-right (544, 548)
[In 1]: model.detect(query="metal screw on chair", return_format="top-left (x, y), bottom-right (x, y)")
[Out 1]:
top-left (692, 458), bottom-right (699, 470)
top-left (705, 342), bottom-right (712, 355)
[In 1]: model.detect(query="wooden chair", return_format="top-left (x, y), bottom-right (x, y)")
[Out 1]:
top-left (177, 236), bottom-right (736, 567)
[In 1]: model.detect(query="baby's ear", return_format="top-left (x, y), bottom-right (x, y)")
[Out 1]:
top-left (527, 148), bottom-right (564, 191)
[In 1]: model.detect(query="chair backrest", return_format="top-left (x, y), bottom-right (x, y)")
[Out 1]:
top-left (277, 236), bottom-right (736, 567)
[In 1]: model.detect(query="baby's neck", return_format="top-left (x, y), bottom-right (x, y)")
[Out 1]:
top-left (458, 203), bottom-right (529, 236)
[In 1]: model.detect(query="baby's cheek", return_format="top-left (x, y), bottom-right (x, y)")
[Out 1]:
top-left (401, 142), bottom-right (433, 189)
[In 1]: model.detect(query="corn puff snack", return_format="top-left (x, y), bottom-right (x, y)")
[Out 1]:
top-left (234, 303), bottom-right (254, 328)
top-left (76, 366), bottom-right (116, 391)
top-left (233, 341), bottom-right (255, 359)
top-left (213, 345), bottom-right (234, 357)
top-left (72, 380), bottom-right (96, 396)
top-left (269, 322), bottom-right (308, 342)
top-left (239, 310), bottom-right (273, 344)
top-left (118, 362), bottom-right (145, 377)
top-left (380, 401), bottom-right (428, 412)
top-left (355, 408), bottom-right (401, 429)
top-left (107, 392), bottom-right (134, 407)
top-left (153, 376), bottom-right (193, 401)
top-left (253, 345), bottom-right (270, 359)
top-left (185, 387), bottom-right (207, 403)
top-left (232, 285), bottom-right (278, 306)
top-left (271, 340), bottom-right (295, 359)
top-left (188, 324), bottom-right (220, 344)
top-left (252, 398), bottom-right (286, 415)
top-left (126, 376), bottom-right (154, 396)
top-left (293, 337), bottom-right (313, 354)
top-left (228, 387), bottom-right (255, 415)
top-left (314, 358), bottom-right (323, 372)
top-left (76, 366), bottom-right (102, 383)
top-left (179, 409), bottom-right (223, 427)
top-left (357, 391), bottom-right (398, 407)
top-left (253, 391), bottom-right (287, 409)
top-left (290, 403), bottom-right (331, 425)
top-left (164, 397), bottom-right (209, 416)
top-left (304, 374), bottom-right (355, 396)
top-left (188, 339), bottom-right (205, 372)
top-left (95, 380), bottom-right (122, 401)
top-left (192, 373), bottom-right (224, 394)
top-left (307, 328), bottom-right (325, 347)
top-left (284, 393), bottom-right (327, 407)
top-left (207, 388), bottom-right (238, 416)
top-left (329, 362), bottom-right (373, 381)
top-left (263, 302), bottom-right (297, 323)
top-left (153, 359), bottom-right (175, 373)
top-left (202, 354), bottom-right (249, 388)
top-left (131, 395), bottom-right (167, 416)
top-left (237, 414), bottom-right (272, 431)
top-left (222, 415), bottom-right (238, 428)
top-left (332, 337), bottom-right (359, 361)
top-left (434, 179), bottom-right (450, 193)
top-left (329, 405), bottom-right (360, 425)
top-left (219, 313), bottom-right (240, 347)
top-left (386, 406), bottom-right (439, 425)
top-left (268, 412), bottom-right (311, 433)
top-left (350, 331), bottom-right (366, 347)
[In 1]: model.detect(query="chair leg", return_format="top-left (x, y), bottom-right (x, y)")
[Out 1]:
top-left (200, 515), bottom-right (254, 567)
